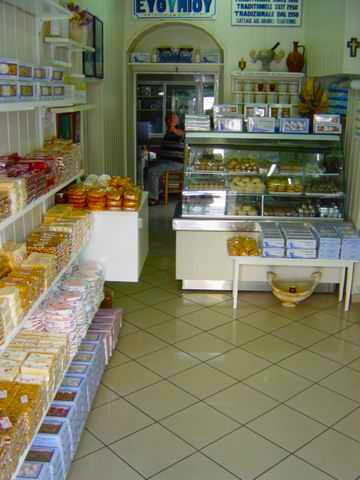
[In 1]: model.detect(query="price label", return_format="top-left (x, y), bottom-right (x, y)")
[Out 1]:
top-left (0, 390), bottom-right (8, 399)
top-left (21, 395), bottom-right (29, 404)
top-left (0, 417), bottom-right (12, 430)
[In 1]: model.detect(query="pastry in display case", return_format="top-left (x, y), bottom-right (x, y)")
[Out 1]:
top-left (182, 132), bottom-right (345, 220)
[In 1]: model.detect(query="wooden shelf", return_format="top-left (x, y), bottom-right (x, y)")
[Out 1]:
top-left (4, 0), bottom-right (71, 20)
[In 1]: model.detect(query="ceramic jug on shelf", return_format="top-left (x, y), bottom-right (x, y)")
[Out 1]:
top-left (287, 42), bottom-right (305, 73)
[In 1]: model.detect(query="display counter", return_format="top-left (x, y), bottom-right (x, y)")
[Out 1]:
top-left (81, 192), bottom-right (149, 282)
top-left (173, 132), bottom-right (347, 291)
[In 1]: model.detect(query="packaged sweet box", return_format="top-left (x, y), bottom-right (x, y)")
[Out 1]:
top-left (33, 419), bottom-right (72, 475)
top-left (26, 446), bottom-right (64, 480)
top-left (17, 461), bottom-right (50, 480)
top-left (46, 403), bottom-right (81, 454)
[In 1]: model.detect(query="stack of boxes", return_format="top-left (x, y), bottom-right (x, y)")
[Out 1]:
top-left (281, 224), bottom-right (317, 259)
top-left (312, 225), bottom-right (342, 259)
top-left (261, 224), bottom-right (285, 258)
top-left (336, 224), bottom-right (360, 260)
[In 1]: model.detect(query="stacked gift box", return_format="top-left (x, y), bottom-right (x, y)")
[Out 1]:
top-left (260, 224), bottom-right (285, 258)
top-left (280, 224), bottom-right (317, 259)
top-left (336, 224), bottom-right (360, 260)
top-left (311, 225), bottom-right (342, 259)
top-left (16, 308), bottom-right (123, 480)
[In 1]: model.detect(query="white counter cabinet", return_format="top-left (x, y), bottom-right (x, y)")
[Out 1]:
top-left (81, 192), bottom-right (149, 282)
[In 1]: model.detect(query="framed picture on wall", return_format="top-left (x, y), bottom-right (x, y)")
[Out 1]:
top-left (83, 15), bottom-right (104, 79)
top-left (83, 12), bottom-right (95, 77)
top-left (94, 16), bottom-right (104, 79)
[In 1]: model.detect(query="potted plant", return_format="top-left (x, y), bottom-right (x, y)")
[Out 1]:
top-left (66, 2), bottom-right (92, 44)
top-left (299, 79), bottom-right (328, 126)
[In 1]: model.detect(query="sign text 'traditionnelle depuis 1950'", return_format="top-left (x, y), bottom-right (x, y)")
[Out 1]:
top-left (134, 0), bottom-right (216, 18)
top-left (232, 0), bottom-right (302, 27)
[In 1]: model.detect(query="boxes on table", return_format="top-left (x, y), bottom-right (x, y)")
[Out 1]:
top-left (260, 224), bottom-right (285, 258)
top-left (17, 461), bottom-right (50, 480)
top-left (312, 225), bottom-right (341, 259)
top-left (281, 223), bottom-right (318, 259)
top-left (336, 224), bottom-right (360, 260)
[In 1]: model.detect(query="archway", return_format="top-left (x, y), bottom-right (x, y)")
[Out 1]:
top-left (126, 21), bottom-right (225, 180)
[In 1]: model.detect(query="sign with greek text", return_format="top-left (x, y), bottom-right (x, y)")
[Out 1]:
top-left (232, 0), bottom-right (302, 27)
top-left (134, 0), bottom-right (216, 19)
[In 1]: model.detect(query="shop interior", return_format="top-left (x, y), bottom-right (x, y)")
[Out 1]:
top-left (1, 1), bottom-right (360, 480)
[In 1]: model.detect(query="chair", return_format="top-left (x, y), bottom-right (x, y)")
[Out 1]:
top-left (161, 171), bottom-right (184, 205)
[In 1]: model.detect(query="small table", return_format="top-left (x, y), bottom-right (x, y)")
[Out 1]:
top-left (231, 257), bottom-right (357, 312)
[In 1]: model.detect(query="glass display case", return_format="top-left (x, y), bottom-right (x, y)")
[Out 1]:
top-left (182, 132), bottom-right (345, 221)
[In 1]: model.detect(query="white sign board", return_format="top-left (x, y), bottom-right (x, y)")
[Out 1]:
top-left (134, 0), bottom-right (216, 19)
top-left (232, 0), bottom-right (302, 27)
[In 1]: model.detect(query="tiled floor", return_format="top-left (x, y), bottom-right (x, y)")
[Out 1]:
top-left (69, 203), bottom-right (360, 480)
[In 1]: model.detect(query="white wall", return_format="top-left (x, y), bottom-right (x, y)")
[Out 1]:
top-left (78, 0), bottom-right (125, 175)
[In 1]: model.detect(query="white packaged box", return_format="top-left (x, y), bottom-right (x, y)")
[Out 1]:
top-left (314, 123), bottom-right (342, 134)
top-left (130, 52), bottom-right (150, 63)
top-left (248, 117), bottom-right (275, 133)
top-left (286, 238), bottom-right (317, 249)
top-left (287, 249), bottom-right (317, 259)
top-left (262, 237), bottom-right (285, 248)
top-left (263, 248), bottom-right (285, 258)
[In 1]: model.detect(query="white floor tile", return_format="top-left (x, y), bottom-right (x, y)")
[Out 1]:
top-left (175, 332), bottom-right (233, 361)
top-left (299, 311), bottom-right (352, 334)
top-left (113, 296), bottom-right (147, 313)
top-left (210, 299), bottom-right (261, 320)
top-left (68, 448), bottom-right (142, 480)
top-left (324, 303), bottom-right (360, 323)
top-left (118, 321), bottom-right (139, 338)
top-left (130, 288), bottom-right (178, 306)
top-left (349, 358), bottom-right (360, 372)
top-left (320, 367), bottom-right (360, 402)
top-left (303, 293), bottom-right (340, 311)
top-left (208, 348), bottom-right (271, 381)
top-left (91, 384), bottom-right (119, 410)
top-left (86, 398), bottom-right (153, 444)
top-left (267, 304), bottom-right (317, 321)
top-left (333, 408), bottom-right (360, 442)
top-left (183, 292), bottom-right (231, 306)
top-left (101, 361), bottom-right (161, 396)
top-left (110, 424), bottom-right (195, 478)
top-left (272, 323), bottom-right (329, 348)
top-left (124, 306), bottom-right (173, 329)
top-left (180, 308), bottom-right (232, 331)
top-left (106, 351), bottom-right (130, 370)
top-left (336, 324), bottom-right (360, 346)
top-left (126, 380), bottom-right (197, 420)
top-left (248, 405), bottom-right (326, 452)
top-left (151, 453), bottom-right (239, 480)
top-left (297, 429), bottom-right (360, 480)
top-left (161, 402), bottom-right (239, 449)
top-left (146, 256), bottom-right (176, 270)
top-left (113, 281), bottom-right (153, 295)
top-left (238, 292), bottom-right (279, 308)
top-left (137, 346), bottom-right (200, 378)
top-left (241, 335), bottom-right (302, 363)
top-left (203, 428), bottom-right (288, 480)
top-left (244, 365), bottom-right (312, 402)
top-left (239, 310), bottom-right (293, 332)
top-left (141, 271), bottom-right (175, 287)
top-left (170, 363), bottom-right (237, 399)
top-left (73, 430), bottom-right (104, 460)
top-left (257, 456), bottom-right (334, 480)
top-left (278, 350), bottom-right (341, 382)
top-left (286, 384), bottom-right (359, 426)
top-left (209, 321), bottom-right (265, 346)
top-left (147, 319), bottom-right (202, 344)
top-left (205, 383), bottom-right (279, 424)
top-left (117, 331), bottom-right (168, 359)
top-left (156, 297), bottom-right (204, 317)
top-left (308, 336), bottom-right (360, 366)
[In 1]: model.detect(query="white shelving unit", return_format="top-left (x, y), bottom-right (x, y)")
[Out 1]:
top-left (0, 0), bottom-right (99, 475)
top-left (44, 37), bottom-right (95, 53)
